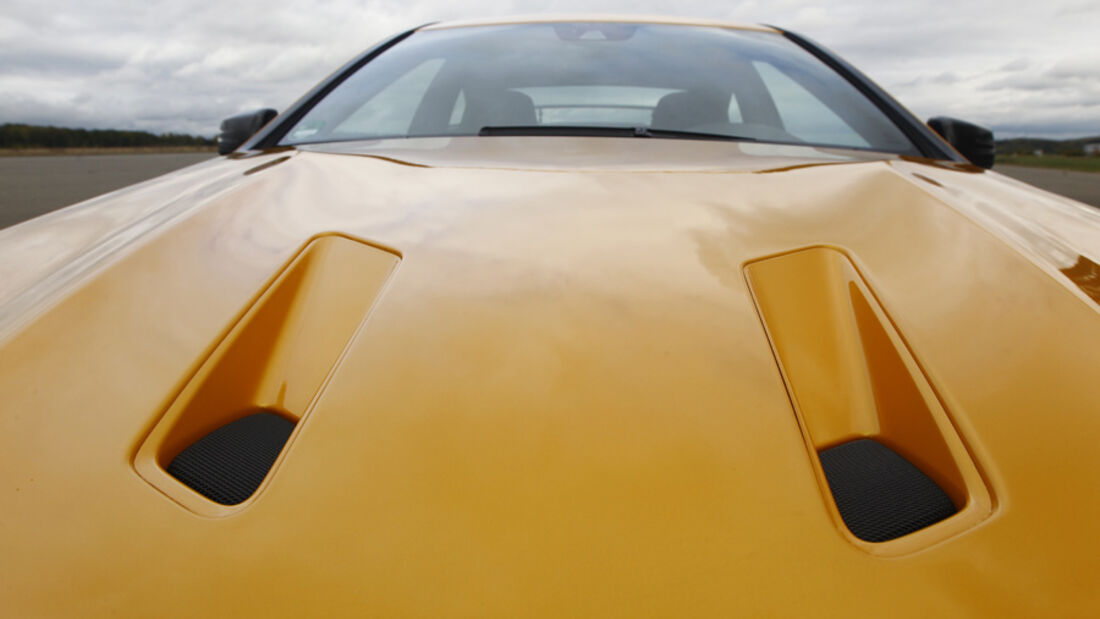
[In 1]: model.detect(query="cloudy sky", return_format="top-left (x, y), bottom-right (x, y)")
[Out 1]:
top-left (1, 0), bottom-right (1097, 139)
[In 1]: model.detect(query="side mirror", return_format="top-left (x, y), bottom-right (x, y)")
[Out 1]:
top-left (927, 117), bottom-right (995, 169)
top-left (217, 108), bottom-right (278, 155)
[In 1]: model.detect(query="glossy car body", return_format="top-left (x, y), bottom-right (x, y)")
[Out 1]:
top-left (2, 15), bottom-right (1099, 617)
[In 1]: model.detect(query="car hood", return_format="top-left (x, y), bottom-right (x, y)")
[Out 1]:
top-left (2, 138), bottom-right (1099, 616)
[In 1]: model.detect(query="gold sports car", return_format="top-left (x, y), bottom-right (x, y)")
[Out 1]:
top-left (2, 15), bottom-right (1099, 616)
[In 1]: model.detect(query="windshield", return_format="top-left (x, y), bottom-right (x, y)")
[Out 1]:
top-left (281, 22), bottom-right (920, 155)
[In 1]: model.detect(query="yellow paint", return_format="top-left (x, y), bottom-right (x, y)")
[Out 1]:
top-left (134, 235), bottom-right (399, 516)
top-left (745, 247), bottom-right (993, 555)
top-left (1, 135), bottom-right (1098, 616)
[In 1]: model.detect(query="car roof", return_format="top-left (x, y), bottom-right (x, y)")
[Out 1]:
top-left (420, 14), bottom-right (779, 33)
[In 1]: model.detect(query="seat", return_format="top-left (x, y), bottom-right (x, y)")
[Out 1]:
top-left (463, 89), bottom-right (537, 130)
top-left (651, 90), bottom-right (730, 131)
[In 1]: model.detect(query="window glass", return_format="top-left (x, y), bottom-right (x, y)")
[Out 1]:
top-left (728, 97), bottom-right (742, 124)
top-left (518, 86), bottom-right (674, 126)
top-left (281, 23), bottom-right (918, 155)
top-left (449, 90), bottom-right (466, 126)
top-left (287, 58), bottom-right (443, 141)
top-left (753, 61), bottom-right (868, 148)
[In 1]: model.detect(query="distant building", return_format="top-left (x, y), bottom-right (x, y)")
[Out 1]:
top-left (1085, 143), bottom-right (1100, 156)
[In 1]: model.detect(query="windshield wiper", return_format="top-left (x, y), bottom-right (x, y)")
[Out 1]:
top-left (478, 125), bottom-right (757, 142)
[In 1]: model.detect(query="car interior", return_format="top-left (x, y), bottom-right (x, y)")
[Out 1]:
top-left (282, 22), bottom-right (919, 155)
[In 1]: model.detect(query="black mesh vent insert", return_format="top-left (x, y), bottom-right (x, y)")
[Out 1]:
top-left (818, 438), bottom-right (957, 542)
top-left (167, 412), bottom-right (295, 505)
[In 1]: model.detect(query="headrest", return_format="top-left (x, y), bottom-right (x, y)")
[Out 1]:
top-left (651, 90), bottom-right (730, 131)
top-left (464, 89), bottom-right (537, 129)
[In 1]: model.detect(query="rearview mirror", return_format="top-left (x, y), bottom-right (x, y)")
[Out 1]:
top-left (217, 108), bottom-right (278, 155)
top-left (927, 117), bottom-right (995, 169)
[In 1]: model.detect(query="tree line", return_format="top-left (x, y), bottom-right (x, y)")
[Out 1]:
top-left (996, 136), bottom-right (1100, 156)
top-left (0, 124), bottom-right (214, 149)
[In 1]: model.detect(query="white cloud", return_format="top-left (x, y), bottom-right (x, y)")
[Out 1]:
top-left (0, 0), bottom-right (1096, 138)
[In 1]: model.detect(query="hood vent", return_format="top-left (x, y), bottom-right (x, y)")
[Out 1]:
top-left (745, 246), bottom-right (992, 554)
top-left (167, 412), bottom-right (295, 505)
top-left (819, 438), bottom-right (957, 542)
top-left (135, 235), bottom-right (400, 516)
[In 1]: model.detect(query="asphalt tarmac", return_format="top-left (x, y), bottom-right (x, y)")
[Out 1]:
top-left (0, 154), bottom-right (1096, 231)
top-left (994, 165), bottom-right (1100, 208)
top-left (0, 153), bottom-right (215, 230)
